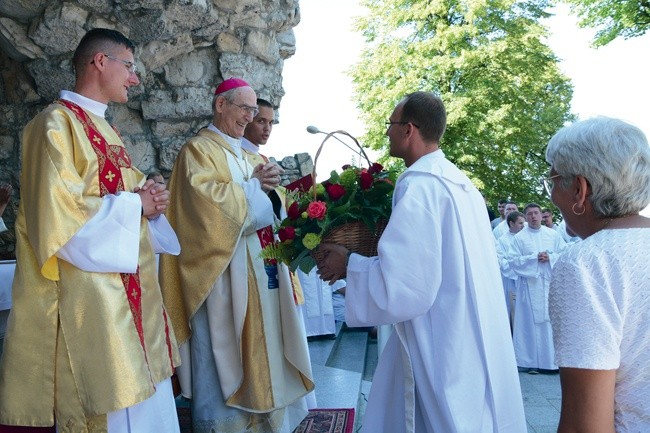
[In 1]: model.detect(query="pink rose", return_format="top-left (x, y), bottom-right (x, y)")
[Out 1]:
top-left (368, 162), bottom-right (383, 174)
top-left (307, 201), bottom-right (327, 220)
top-left (359, 171), bottom-right (374, 190)
top-left (278, 226), bottom-right (296, 242)
top-left (287, 202), bottom-right (301, 220)
top-left (326, 183), bottom-right (346, 201)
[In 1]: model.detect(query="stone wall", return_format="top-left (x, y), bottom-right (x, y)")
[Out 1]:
top-left (0, 0), bottom-right (314, 258)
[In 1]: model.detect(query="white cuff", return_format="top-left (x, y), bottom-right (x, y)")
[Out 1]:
top-left (56, 192), bottom-right (141, 273)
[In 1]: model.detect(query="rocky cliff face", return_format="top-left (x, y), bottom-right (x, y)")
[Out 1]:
top-left (0, 0), bottom-right (313, 258)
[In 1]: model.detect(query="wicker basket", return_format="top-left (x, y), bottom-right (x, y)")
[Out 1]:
top-left (311, 219), bottom-right (387, 263)
top-left (308, 130), bottom-right (387, 268)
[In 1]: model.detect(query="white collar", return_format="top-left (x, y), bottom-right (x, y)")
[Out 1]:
top-left (241, 137), bottom-right (260, 154)
top-left (207, 124), bottom-right (243, 158)
top-left (59, 90), bottom-right (108, 118)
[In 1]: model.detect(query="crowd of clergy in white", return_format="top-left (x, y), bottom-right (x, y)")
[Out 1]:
top-left (491, 198), bottom-right (579, 373)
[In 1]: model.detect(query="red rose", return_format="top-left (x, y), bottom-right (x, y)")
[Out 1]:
top-left (359, 171), bottom-right (374, 190)
top-left (278, 226), bottom-right (296, 242)
top-left (368, 162), bottom-right (383, 174)
top-left (307, 201), bottom-right (327, 220)
top-left (326, 183), bottom-right (346, 201)
top-left (287, 201), bottom-right (301, 220)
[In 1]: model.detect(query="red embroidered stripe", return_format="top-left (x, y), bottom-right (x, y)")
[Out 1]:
top-left (57, 99), bottom-right (148, 362)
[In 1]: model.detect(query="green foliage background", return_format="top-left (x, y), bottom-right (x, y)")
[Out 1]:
top-left (350, 0), bottom-right (576, 209)
top-left (565, 0), bottom-right (650, 46)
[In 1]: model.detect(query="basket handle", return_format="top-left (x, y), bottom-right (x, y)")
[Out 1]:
top-left (311, 130), bottom-right (372, 199)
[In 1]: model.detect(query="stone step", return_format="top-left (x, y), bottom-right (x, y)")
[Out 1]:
top-left (307, 324), bottom-right (372, 411)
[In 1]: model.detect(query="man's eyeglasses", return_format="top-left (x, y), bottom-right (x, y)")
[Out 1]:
top-left (540, 174), bottom-right (561, 196)
top-left (103, 54), bottom-right (138, 74)
top-left (385, 121), bottom-right (420, 129)
top-left (226, 99), bottom-right (259, 117)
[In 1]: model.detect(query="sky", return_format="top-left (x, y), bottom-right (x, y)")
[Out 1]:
top-left (263, 0), bottom-right (650, 215)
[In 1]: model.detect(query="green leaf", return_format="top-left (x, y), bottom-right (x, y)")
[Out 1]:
top-left (351, 0), bottom-right (575, 208)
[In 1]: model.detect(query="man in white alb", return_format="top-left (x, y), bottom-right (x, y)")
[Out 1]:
top-left (493, 201), bottom-right (520, 239)
top-left (510, 202), bottom-right (566, 373)
top-left (496, 210), bottom-right (526, 328)
top-left (315, 91), bottom-right (526, 433)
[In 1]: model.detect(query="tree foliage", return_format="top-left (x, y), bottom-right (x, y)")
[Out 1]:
top-left (565, 0), bottom-right (650, 46)
top-left (350, 0), bottom-right (575, 207)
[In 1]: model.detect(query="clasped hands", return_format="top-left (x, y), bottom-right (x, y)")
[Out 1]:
top-left (252, 162), bottom-right (284, 192)
top-left (134, 178), bottom-right (169, 220)
top-left (537, 251), bottom-right (550, 263)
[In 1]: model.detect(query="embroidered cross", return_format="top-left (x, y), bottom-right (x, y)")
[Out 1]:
top-left (93, 136), bottom-right (101, 144)
top-left (131, 288), bottom-right (138, 299)
top-left (105, 171), bottom-right (116, 182)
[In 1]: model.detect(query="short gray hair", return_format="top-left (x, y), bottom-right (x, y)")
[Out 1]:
top-left (546, 117), bottom-right (650, 217)
top-left (212, 87), bottom-right (245, 109)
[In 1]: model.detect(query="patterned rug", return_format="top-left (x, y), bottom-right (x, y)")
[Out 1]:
top-left (293, 408), bottom-right (355, 433)
top-left (177, 407), bottom-right (355, 433)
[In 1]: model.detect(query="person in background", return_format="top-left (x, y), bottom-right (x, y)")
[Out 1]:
top-left (546, 117), bottom-right (650, 432)
top-left (298, 268), bottom-right (345, 339)
top-left (242, 96), bottom-right (317, 408)
top-left (541, 208), bottom-right (558, 230)
top-left (556, 219), bottom-right (581, 244)
top-left (493, 201), bottom-right (520, 239)
top-left (160, 78), bottom-right (313, 433)
top-left (0, 28), bottom-right (181, 432)
top-left (242, 98), bottom-right (274, 154)
top-left (495, 210), bottom-right (526, 329)
top-left (147, 171), bottom-right (165, 185)
top-left (315, 91), bottom-right (526, 433)
top-left (241, 98), bottom-right (307, 311)
top-left (0, 184), bottom-right (11, 233)
top-left (0, 183), bottom-right (13, 361)
top-left (491, 198), bottom-right (507, 228)
top-left (510, 203), bottom-right (565, 374)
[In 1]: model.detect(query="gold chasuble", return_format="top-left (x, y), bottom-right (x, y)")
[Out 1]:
top-left (160, 129), bottom-right (313, 432)
top-left (0, 102), bottom-right (179, 432)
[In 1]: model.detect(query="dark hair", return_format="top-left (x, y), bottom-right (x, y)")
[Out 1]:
top-left (400, 91), bottom-right (447, 143)
top-left (72, 28), bottom-right (135, 75)
top-left (523, 202), bottom-right (542, 214)
top-left (498, 198), bottom-right (508, 205)
top-left (507, 211), bottom-right (524, 225)
top-left (257, 98), bottom-right (273, 109)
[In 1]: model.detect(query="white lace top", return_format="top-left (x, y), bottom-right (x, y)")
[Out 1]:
top-left (550, 228), bottom-right (650, 432)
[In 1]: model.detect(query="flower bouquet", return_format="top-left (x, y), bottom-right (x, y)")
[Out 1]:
top-left (261, 132), bottom-right (396, 273)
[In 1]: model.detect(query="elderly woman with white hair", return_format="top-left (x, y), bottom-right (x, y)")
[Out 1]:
top-left (544, 117), bottom-right (650, 433)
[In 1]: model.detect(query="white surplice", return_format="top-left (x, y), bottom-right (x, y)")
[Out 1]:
top-left (496, 231), bottom-right (519, 324)
top-left (510, 225), bottom-right (565, 370)
top-left (298, 269), bottom-right (344, 337)
top-left (345, 150), bottom-right (526, 433)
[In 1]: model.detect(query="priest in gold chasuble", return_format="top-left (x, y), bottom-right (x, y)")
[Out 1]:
top-left (160, 79), bottom-right (314, 433)
top-left (0, 29), bottom-right (181, 433)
